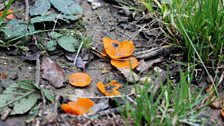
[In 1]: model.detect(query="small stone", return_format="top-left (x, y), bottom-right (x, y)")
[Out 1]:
top-left (88, 0), bottom-right (102, 10)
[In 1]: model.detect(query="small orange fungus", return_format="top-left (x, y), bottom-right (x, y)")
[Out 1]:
top-left (111, 57), bottom-right (139, 69)
top-left (68, 73), bottom-right (91, 87)
top-left (221, 108), bottom-right (224, 118)
top-left (97, 80), bottom-right (121, 96)
top-left (0, 9), bottom-right (14, 19)
top-left (61, 98), bottom-right (95, 115)
top-left (103, 37), bottom-right (134, 59)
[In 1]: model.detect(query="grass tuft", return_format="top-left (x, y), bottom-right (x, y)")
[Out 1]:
top-left (141, 0), bottom-right (224, 63)
top-left (122, 70), bottom-right (207, 125)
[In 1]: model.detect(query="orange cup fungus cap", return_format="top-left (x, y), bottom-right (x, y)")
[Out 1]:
top-left (0, 9), bottom-right (14, 19)
top-left (68, 73), bottom-right (91, 87)
top-left (103, 37), bottom-right (134, 59)
top-left (111, 57), bottom-right (139, 69)
top-left (97, 80), bottom-right (121, 96)
top-left (61, 98), bottom-right (95, 115)
top-left (221, 108), bottom-right (224, 118)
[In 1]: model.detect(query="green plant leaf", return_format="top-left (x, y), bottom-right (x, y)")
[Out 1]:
top-left (42, 89), bottom-right (55, 103)
top-left (3, 19), bottom-right (35, 39)
top-left (49, 32), bottom-right (63, 39)
top-left (49, 0), bottom-right (83, 15)
top-left (57, 36), bottom-right (79, 52)
top-left (0, 80), bottom-right (41, 115)
top-left (29, 0), bottom-right (51, 16)
top-left (30, 13), bottom-right (82, 23)
top-left (46, 40), bottom-right (57, 51)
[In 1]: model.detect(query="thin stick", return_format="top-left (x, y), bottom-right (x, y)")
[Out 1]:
top-left (0, 56), bottom-right (11, 60)
top-left (35, 53), bottom-right (40, 85)
top-left (63, 94), bottom-right (132, 100)
top-left (24, 0), bottom-right (29, 23)
top-left (128, 24), bottom-right (146, 40)
top-left (90, 108), bottom-right (120, 117)
top-left (73, 36), bottom-right (84, 66)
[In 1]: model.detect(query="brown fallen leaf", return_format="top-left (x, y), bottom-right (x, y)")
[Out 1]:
top-left (136, 57), bottom-right (163, 73)
top-left (41, 58), bottom-right (65, 88)
top-left (0, 73), bottom-right (7, 80)
top-left (209, 95), bottom-right (222, 109)
top-left (90, 102), bottom-right (109, 114)
top-left (118, 67), bottom-right (166, 96)
top-left (65, 49), bottom-right (94, 70)
top-left (118, 68), bottom-right (139, 83)
top-left (118, 68), bottom-right (151, 84)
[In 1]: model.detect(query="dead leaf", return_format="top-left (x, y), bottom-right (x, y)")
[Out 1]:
top-left (136, 57), bottom-right (163, 73)
top-left (90, 102), bottom-right (109, 114)
top-left (118, 68), bottom-right (152, 84)
top-left (0, 74), bottom-right (7, 80)
top-left (20, 43), bottom-right (40, 61)
top-left (64, 53), bottom-right (76, 61)
top-left (75, 57), bottom-right (88, 70)
top-left (130, 85), bottom-right (144, 95)
top-left (209, 97), bottom-right (222, 109)
top-left (64, 49), bottom-right (94, 70)
top-left (139, 76), bottom-right (152, 84)
top-left (142, 28), bottom-right (162, 38)
top-left (135, 47), bottom-right (164, 60)
top-left (41, 58), bottom-right (65, 88)
top-left (101, 67), bottom-right (111, 74)
top-left (118, 68), bottom-right (139, 83)
top-left (81, 48), bottom-right (95, 61)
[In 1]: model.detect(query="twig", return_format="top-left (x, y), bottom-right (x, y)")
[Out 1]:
top-left (24, 0), bottom-right (29, 23)
top-left (128, 24), bottom-right (146, 40)
top-left (73, 36), bottom-right (84, 66)
top-left (134, 45), bottom-right (175, 60)
top-left (35, 53), bottom-right (40, 85)
top-left (217, 72), bottom-right (224, 87)
top-left (0, 56), bottom-right (11, 60)
top-left (35, 52), bottom-right (46, 106)
top-left (63, 94), bottom-right (132, 100)
top-left (90, 108), bottom-right (120, 117)
top-left (52, 17), bottom-right (59, 32)
top-left (126, 96), bottom-right (137, 105)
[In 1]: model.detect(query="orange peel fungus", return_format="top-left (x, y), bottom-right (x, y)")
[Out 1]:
top-left (61, 98), bottom-right (95, 115)
top-left (103, 37), bottom-right (134, 59)
top-left (97, 80), bottom-right (121, 96)
top-left (0, 9), bottom-right (14, 19)
top-left (111, 57), bottom-right (139, 69)
top-left (68, 72), bottom-right (91, 87)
